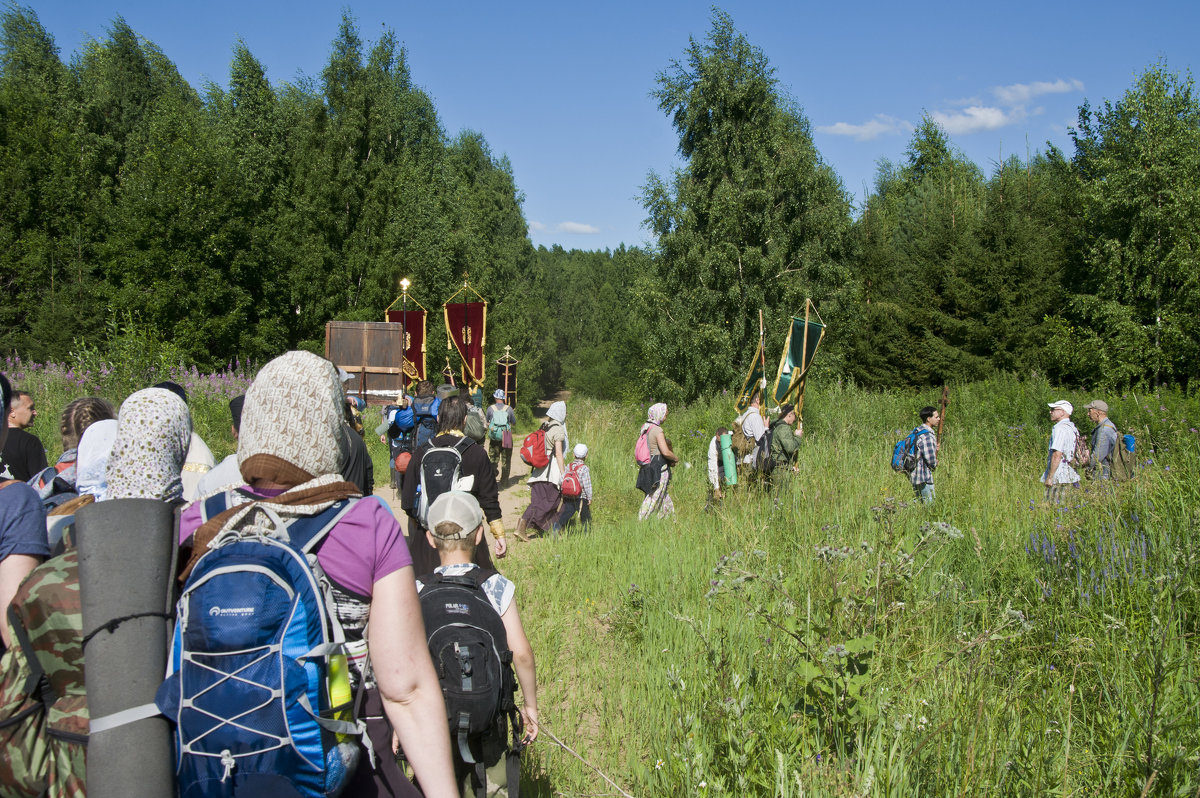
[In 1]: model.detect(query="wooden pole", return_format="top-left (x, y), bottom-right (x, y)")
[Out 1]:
top-left (796, 300), bottom-right (811, 421)
top-left (758, 309), bottom-right (767, 422)
top-left (936, 385), bottom-right (949, 445)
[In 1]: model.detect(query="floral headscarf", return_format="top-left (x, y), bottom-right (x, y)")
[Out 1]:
top-left (75, 419), bottom-right (118, 501)
top-left (106, 388), bottom-right (192, 502)
top-left (641, 402), bottom-right (668, 434)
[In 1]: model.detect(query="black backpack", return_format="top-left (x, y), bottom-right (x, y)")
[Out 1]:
top-left (412, 397), bottom-right (440, 450)
top-left (754, 424), bottom-right (777, 475)
top-left (418, 569), bottom-right (522, 797)
top-left (417, 436), bottom-right (473, 529)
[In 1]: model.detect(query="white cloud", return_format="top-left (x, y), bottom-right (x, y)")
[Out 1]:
top-left (817, 114), bottom-right (910, 141)
top-left (926, 78), bottom-right (1083, 137)
top-left (556, 221), bottom-right (600, 234)
top-left (992, 78), bottom-right (1084, 107)
top-left (932, 105), bottom-right (1025, 135)
top-left (527, 220), bottom-right (546, 233)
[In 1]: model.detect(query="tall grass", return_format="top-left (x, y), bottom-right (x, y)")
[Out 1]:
top-left (504, 379), bottom-right (1199, 797)
top-left (7, 359), bottom-right (1198, 795)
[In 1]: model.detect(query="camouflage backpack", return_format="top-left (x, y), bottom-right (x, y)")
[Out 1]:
top-left (0, 550), bottom-right (88, 797)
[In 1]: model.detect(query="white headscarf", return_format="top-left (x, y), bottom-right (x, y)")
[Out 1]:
top-left (76, 419), bottom-right (118, 501)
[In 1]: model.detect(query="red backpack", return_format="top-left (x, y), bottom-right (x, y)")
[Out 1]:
top-left (561, 463), bottom-right (583, 498)
top-left (519, 423), bottom-right (550, 468)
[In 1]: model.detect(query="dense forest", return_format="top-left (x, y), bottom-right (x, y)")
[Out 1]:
top-left (1, 7), bottom-right (1197, 403)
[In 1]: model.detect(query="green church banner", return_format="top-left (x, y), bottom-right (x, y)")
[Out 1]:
top-left (771, 300), bottom-right (826, 418)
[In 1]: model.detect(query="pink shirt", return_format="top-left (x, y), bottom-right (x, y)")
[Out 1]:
top-left (179, 491), bottom-right (411, 598)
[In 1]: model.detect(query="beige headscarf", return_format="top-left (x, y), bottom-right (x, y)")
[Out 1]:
top-left (183, 351), bottom-right (360, 581)
top-left (238, 350), bottom-right (345, 486)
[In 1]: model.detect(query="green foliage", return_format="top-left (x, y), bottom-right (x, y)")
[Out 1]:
top-left (640, 10), bottom-right (855, 402)
top-left (1066, 64), bottom-right (1200, 388)
top-left (68, 311), bottom-right (188, 398)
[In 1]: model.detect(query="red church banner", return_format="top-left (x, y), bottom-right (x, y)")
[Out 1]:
top-left (444, 301), bottom-right (487, 386)
top-left (384, 309), bottom-right (427, 381)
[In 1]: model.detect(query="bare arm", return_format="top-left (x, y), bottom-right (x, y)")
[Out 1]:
top-left (500, 600), bottom-right (538, 743)
top-left (0, 554), bottom-right (40, 648)
top-left (1045, 451), bottom-right (1063, 487)
top-left (653, 428), bottom-right (678, 465)
top-left (554, 439), bottom-right (565, 476)
top-left (368, 568), bottom-right (458, 798)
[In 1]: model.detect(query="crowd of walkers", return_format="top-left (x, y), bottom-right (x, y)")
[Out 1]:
top-left (0, 357), bottom-right (536, 798)
top-left (0, 354), bottom-right (1143, 797)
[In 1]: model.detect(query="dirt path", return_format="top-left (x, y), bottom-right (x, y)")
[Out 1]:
top-left (374, 390), bottom-right (571, 544)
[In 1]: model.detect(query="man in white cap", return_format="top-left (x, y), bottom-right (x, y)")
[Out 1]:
top-left (1084, 399), bottom-right (1119, 480)
top-left (1042, 400), bottom-right (1081, 502)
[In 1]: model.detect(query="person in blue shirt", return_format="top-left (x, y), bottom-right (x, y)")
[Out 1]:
top-left (0, 373), bottom-right (50, 649)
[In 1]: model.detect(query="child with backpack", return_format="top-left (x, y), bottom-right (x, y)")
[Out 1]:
top-left (552, 443), bottom-right (593, 534)
top-left (417, 491), bottom-right (539, 798)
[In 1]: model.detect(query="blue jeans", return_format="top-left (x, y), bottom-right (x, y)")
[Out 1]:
top-left (552, 497), bottom-right (591, 533)
top-left (914, 482), bottom-right (935, 504)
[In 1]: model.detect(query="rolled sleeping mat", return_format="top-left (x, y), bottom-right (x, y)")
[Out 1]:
top-left (719, 433), bottom-right (738, 486)
top-left (76, 498), bottom-right (177, 798)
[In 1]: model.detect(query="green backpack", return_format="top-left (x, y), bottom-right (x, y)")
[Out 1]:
top-left (488, 406), bottom-right (511, 442)
top-left (0, 549), bottom-right (88, 797)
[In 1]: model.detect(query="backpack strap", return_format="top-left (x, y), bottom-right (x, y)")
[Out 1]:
top-left (6, 604), bottom-right (56, 715)
top-left (286, 498), bottom-right (361, 555)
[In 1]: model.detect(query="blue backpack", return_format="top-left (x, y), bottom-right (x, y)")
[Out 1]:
top-left (412, 397), bottom-right (440, 449)
top-left (891, 427), bottom-right (931, 474)
top-left (156, 493), bottom-right (364, 798)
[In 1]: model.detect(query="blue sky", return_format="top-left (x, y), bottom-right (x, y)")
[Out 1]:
top-left (31, 1), bottom-right (1199, 252)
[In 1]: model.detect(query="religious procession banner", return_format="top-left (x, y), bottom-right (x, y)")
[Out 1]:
top-left (734, 339), bottom-right (766, 416)
top-left (444, 290), bottom-right (487, 388)
top-left (384, 308), bottom-right (427, 381)
top-left (495, 347), bottom-right (519, 406)
top-left (771, 299), bottom-right (826, 419)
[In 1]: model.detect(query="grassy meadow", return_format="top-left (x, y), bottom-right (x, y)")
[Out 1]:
top-left (7, 355), bottom-right (1199, 796)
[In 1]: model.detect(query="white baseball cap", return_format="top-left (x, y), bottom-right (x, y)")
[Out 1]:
top-left (426, 491), bottom-right (484, 539)
top-left (1048, 400), bottom-right (1073, 415)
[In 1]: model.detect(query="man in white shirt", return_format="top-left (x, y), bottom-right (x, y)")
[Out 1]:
top-left (1041, 399), bottom-right (1081, 503)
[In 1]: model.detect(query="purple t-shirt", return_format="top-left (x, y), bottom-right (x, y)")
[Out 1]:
top-left (179, 490), bottom-right (410, 597)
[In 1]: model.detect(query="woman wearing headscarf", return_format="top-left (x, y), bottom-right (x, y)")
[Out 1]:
top-left (637, 403), bottom-right (678, 521)
top-left (0, 386), bottom-right (192, 791)
top-left (28, 397), bottom-right (115, 507)
top-left (106, 388), bottom-right (192, 502)
top-left (177, 351), bottom-right (456, 798)
top-left (401, 395), bottom-right (506, 575)
top-left (516, 400), bottom-right (567, 540)
top-left (74, 418), bottom-right (118, 502)
top-left (43, 391), bottom-right (185, 549)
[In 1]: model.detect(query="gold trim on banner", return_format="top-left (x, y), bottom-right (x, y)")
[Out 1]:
top-left (442, 281), bottom-right (488, 388)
